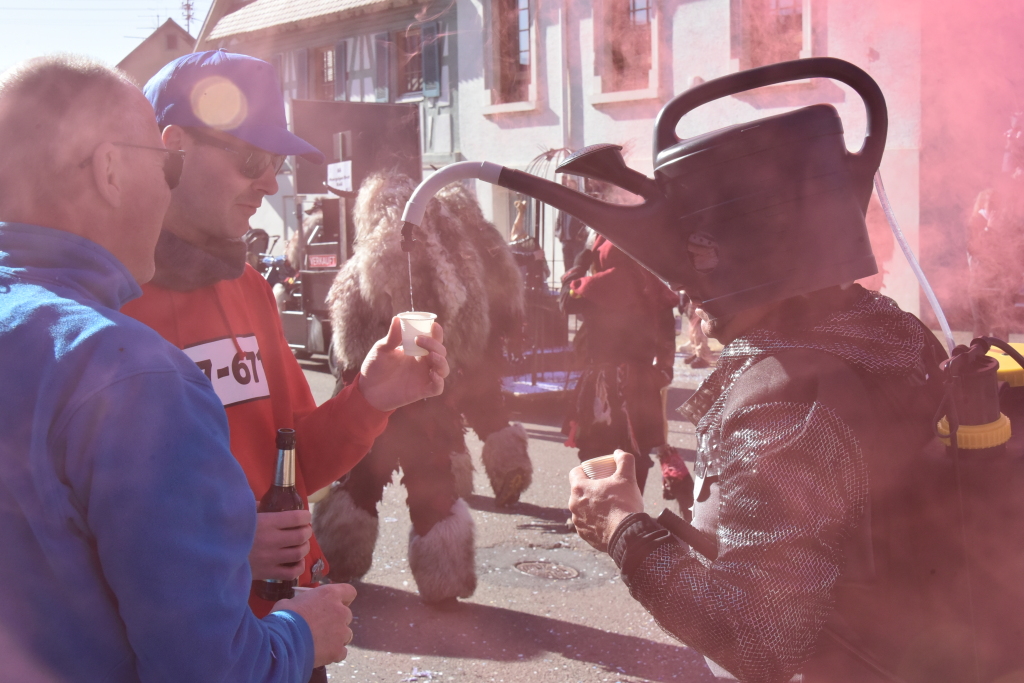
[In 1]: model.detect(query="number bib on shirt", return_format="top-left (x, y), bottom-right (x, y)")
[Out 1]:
top-left (182, 335), bottom-right (270, 407)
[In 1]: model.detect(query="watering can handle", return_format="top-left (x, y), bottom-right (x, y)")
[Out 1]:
top-left (654, 57), bottom-right (888, 179)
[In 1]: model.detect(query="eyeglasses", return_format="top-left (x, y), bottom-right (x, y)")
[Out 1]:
top-left (78, 143), bottom-right (185, 190)
top-left (185, 128), bottom-right (286, 180)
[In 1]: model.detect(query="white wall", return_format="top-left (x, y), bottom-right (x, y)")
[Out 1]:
top-left (249, 170), bottom-right (299, 255)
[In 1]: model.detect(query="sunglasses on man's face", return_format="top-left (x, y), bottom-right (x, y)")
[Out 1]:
top-left (185, 128), bottom-right (287, 180)
top-left (78, 143), bottom-right (185, 190)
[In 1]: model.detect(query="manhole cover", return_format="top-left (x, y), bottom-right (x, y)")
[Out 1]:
top-left (514, 560), bottom-right (579, 580)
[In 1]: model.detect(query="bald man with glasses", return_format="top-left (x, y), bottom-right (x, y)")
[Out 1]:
top-left (0, 55), bottom-right (363, 683)
top-left (121, 51), bottom-right (450, 641)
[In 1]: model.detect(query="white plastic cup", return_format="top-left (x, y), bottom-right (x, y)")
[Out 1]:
top-left (580, 453), bottom-right (619, 480)
top-left (397, 312), bottom-right (437, 357)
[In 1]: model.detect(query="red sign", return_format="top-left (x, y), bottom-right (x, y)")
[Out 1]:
top-left (308, 254), bottom-right (337, 269)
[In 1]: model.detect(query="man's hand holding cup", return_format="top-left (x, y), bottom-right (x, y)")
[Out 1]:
top-left (358, 315), bottom-right (449, 412)
top-left (569, 450), bottom-right (646, 552)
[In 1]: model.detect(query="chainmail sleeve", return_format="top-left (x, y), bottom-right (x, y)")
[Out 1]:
top-left (621, 400), bottom-right (868, 683)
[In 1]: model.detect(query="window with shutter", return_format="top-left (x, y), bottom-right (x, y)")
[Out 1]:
top-left (396, 28), bottom-right (424, 98)
top-left (733, 0), bottom-right (813, 70)
top-left (495, 0), bottom-right (531, 103)
top-left (602, 0), bottom-right (653, 92)
top-left (374, 33), bottom-right (390, 102)
top-left (312, 46), bottom-right (335, 101)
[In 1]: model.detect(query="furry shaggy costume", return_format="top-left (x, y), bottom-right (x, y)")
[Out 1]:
top-left (312, 173), bottom-right (530, 603)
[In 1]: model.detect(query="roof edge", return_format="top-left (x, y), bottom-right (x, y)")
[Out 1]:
top-left (116, 18), bottom-right (196, 70)
top-left (196, 0), bottom-right (243, 51)
top-left (206, 0), bottom-right (403, 44)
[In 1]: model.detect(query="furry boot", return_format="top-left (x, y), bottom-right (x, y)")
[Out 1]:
top-left (450, 448), bottom-right (475, 499)
top-left (481, 423), bottom-right (532, 507)
top-left (408, 498), bottom-right (477, 603)
top-left (311, 485), bottom-right (379, 583)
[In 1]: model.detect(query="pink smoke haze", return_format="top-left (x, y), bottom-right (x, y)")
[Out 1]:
top-left (918, 0), bottom-right (1024, 333)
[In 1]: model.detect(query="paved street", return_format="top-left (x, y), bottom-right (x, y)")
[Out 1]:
top-left (299, 354), bottom-right (719, 683)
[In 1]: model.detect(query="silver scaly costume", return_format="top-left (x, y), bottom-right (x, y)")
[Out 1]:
top-left (609, 287), bottom-right (945, 683)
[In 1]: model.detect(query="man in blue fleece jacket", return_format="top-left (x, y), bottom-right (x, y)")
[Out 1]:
top-left (0, 56), bottom-right (354, 682)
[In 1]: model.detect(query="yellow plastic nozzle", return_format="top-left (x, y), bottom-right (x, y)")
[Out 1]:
top-left (937, 413), bottom-right (1011, 449)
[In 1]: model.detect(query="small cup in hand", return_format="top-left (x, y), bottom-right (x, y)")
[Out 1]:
top-left (397, 312), bottom-right (437, 357)
top-left (580, 453), bottom-right (619, 480)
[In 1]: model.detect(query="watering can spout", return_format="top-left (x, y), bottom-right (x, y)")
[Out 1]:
top-left (400, 159), bottom-right (684, 290)
top-left (494, 166), bottom-right (683, 287)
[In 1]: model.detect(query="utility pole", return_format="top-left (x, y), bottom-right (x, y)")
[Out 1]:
top-left (182, 0), bottom-right (195, 34)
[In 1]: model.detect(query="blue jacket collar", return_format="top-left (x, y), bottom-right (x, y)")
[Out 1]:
top-left (0, 222), bottom-right (142, 310)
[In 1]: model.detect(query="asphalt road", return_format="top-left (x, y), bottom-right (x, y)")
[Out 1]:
top-left (298, 354), bottom-right (720, 683)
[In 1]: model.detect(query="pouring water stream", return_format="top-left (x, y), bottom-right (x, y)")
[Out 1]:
top-left (407, 252), bottom-right (415, 312)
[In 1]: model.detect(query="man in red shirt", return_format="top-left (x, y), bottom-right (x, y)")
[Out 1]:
top-left (121, 51), bottom-right (449, 619)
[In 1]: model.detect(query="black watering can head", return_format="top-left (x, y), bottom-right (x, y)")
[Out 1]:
top-left (404, 60), bottom-right (888, 323)
top-left (550, 57), bottom-right (889, 322)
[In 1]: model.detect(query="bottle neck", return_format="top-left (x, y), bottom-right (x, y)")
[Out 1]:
top-left (274, 446), bottom-right (296, 488)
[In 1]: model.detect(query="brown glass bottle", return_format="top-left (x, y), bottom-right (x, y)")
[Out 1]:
top-left (253, 428), bottom-right (304, 602)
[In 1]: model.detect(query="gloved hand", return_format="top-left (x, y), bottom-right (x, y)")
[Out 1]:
top-left (559, 280), bottom-right (585, 315)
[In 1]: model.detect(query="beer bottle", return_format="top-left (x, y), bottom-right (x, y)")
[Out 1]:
top-left (253, 428), bottom-right (304, 601)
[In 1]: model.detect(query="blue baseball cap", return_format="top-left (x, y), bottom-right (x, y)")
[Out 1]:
top-left (144, 50), bottom-right (325, 164)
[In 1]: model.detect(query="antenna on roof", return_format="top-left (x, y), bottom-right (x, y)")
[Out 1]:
top-left (181, 0), bottom-right (195, 34)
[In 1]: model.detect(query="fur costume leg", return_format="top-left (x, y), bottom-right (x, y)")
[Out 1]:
top-left (396, 400), bottom-right (475, 602)
top-left (312, 484), bottom-right (379, 583)
top-left (481, 423), bottom-right (532, 507)
top-left (458, 363), bottom-right (532, 507)
top-left (450, 448), bottom-right (475, 499)
top-left (408, 498), bottom-right (477, 603)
